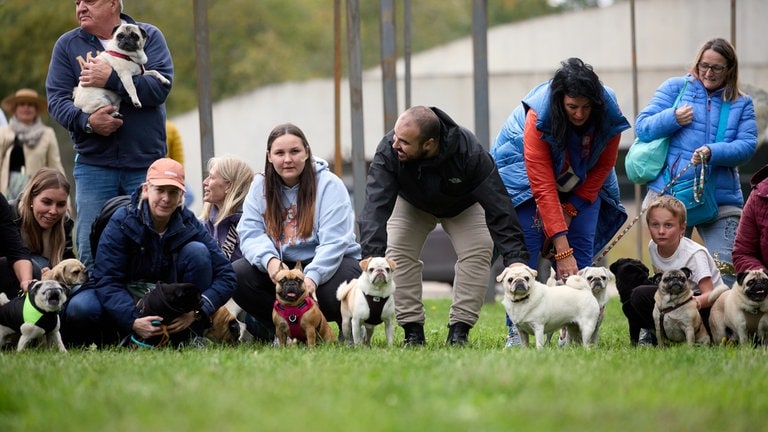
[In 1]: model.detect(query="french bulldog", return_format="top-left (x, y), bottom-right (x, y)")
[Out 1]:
top-left (272, 262), bottom-right (336, 348)
top-left (336, 257), bottom-right (397, 346)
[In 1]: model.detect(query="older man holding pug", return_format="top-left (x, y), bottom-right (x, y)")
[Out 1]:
top-left (46, 0), bottom-right (173, 275)
top-left (358, 105), bottom-right (530, 346)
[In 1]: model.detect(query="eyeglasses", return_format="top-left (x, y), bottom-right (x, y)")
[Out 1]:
top-left (698, 62), bottom-right (727, 74)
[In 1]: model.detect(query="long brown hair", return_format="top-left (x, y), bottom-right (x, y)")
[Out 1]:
top-left (691, 38), bottom-right (742, 102)
top-left (16, 168), bottom-right (71, 266)
top-left (263, 123), bottom-right (317, 241)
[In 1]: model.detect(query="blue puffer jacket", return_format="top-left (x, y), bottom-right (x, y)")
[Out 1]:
top-left (635, 74), bottom-right (757, 207)
top-left (92, 187), bottom-right (236, 333)
top-left (491, 81), bottom-right (631, 258)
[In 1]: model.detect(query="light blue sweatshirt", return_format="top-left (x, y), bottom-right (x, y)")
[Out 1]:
top-left (237, 157), bottom-right (361, 285)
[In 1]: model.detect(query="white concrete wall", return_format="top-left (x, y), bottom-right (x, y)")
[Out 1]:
top-left (173, 0), bottom-right (768, 212)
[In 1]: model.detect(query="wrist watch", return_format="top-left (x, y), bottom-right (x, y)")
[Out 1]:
top-left (85, 120), bottom-right (93, 134)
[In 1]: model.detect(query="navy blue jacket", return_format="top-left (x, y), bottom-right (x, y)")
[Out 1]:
top-left (92, 188), bottom-right (236, 334)
top-left (46, 14), bottom-right (172, 169)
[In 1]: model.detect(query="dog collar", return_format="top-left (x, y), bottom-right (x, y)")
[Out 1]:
top-left (509, 295), bottom-right (530, 303)
top-left (106, 50), bottom-right (145, 74)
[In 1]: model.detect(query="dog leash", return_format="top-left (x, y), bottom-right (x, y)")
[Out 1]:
top-left (592, 160), bottom-right (697, 265)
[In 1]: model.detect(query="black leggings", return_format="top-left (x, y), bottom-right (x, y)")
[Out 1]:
top-left (231, 256), bottom-right (362, 332)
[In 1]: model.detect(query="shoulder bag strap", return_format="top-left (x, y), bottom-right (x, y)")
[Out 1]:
top-left (715, 100), bottom-right (731, 142)
top-left (672, 80), bottom-right (689, 109)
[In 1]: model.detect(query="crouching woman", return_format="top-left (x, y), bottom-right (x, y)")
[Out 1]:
top-left (62, 158), bottom-right (237, 347)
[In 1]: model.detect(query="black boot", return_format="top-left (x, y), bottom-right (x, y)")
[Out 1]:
top-left (401, 322), bottom-right (425, 347)
top-left (446, 322), bottom-right (472, 346)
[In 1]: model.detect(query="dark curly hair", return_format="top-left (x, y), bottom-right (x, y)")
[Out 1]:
top-left (548, 57), bottom-right (605, 150)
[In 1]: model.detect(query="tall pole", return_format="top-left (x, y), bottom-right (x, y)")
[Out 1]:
top-left (380, 0), bottom-right (398, 132)
top-left (347, 0), bottom-right (366, 218)
top-left (472, 0), bottom-right (489, 151)
top-left (333, 0), bottom-right (343, 176)
top-left (629, 0), bottom-right (642, 259)
top-left (193, 0), bottom-right (214, 176)
top-left (404, 0), bottom-right (412, 109)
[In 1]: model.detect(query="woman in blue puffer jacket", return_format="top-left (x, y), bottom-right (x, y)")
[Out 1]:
top-left (635, 38), bottom-right (757, 286)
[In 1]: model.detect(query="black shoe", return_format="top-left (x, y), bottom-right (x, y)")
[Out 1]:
top-left (446, 322), bottom-right (472, 346)
top-left (402, 322), bottom-right (425, 347)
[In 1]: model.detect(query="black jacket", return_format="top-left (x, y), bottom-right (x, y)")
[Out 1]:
top-left (358, 107), bottom-right (529, 267)
top-left (0, 193), bottom-right (31, 265)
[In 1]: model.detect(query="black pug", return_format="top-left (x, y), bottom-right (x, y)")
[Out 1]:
top-left (609, 258), bottom-right (654, 344)
top-left (134, 282), bottom-right (201, 346)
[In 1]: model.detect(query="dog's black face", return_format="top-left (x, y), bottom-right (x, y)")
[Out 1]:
top-left (659, 268), bottom-right (693, 296)
top-left (610, 258), bottom-right (651, 304)
top-left (276, 275), bottom-right (305, 302)
top-left (140, 282), bottom-right (201, 321)
top-left (29, 280), bottom-right (68, 313)
top-left (112, 24), bottom-right (147, 52)
top-left (737, 270), bottom-right (768, 302)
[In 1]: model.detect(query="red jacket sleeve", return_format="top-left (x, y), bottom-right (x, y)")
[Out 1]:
top-left (523, 109), bottom-right (566, 239)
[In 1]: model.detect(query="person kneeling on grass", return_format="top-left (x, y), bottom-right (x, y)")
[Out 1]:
top-left (61, 158), bottom-right (237, 347)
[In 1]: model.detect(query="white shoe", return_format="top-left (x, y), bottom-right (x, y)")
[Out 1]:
top-left (504, 324), bottom-right (522, 349)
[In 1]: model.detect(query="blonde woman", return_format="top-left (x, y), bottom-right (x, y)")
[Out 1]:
top-left (15, 168), bottom-right (74, 274)
top-left (200, 156), bottom-right (255, 262)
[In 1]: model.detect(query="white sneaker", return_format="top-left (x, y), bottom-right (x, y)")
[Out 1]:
top-left (504, 324), bottom-right (522, 349)
top-left (557, 328), bottom-right (568, 347)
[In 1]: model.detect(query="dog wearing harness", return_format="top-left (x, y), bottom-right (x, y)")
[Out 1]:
top-left (0, 280), bottom-right (69, 352)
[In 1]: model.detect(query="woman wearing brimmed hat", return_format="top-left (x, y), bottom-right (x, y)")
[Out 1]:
top-left (0, 88), bottom-right (66, 201)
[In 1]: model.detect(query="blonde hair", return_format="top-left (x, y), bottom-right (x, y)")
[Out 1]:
top-left (645, 195), bottom-right (687, 227)
top-left (16, 168), bottom-right (71, 267)
top-left (200, 156), bottom-right (255, 226)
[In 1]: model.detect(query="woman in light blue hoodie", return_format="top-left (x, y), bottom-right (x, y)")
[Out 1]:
top-left (232, 123), bottom-right (362, 342)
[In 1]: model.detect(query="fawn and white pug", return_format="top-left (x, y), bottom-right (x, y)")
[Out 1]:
top-left (73, 23), bottom-right (170, 116)
top-left (498, 265), bottom-right (600, 349)
top-left (42, 258), bottom-right (87, 289)
top-left (0, 280), bottom-right (69, 352)
top-left (709, 269), bottom-right (768, 346)
top-left (272, 262), bottom-right (336, 347)
top-left (336, 257), bottom-right (397, 346)
top-left (653, 268), bottom-right (714, 346)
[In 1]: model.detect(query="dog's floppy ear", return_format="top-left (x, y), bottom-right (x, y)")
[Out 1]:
top-left (386, 257), bottom-right (397, 271)
top-left (140, 27), bottom-right (148, 39)
top-left (680, 267), bottom-right (693, 279)
top-left (735, 271), bottom-right (749, 286)
top-left (651, 272), bottom-right (664, 285)
top-left (359, 257), bottom-right (371, 271)
top-left (111, 24), bottom-right (121, 35)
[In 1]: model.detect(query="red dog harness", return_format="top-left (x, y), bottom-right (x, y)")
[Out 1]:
top-left (273, 298), bottom-right (315, 341)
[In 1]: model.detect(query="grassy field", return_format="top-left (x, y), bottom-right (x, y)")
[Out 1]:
top-left (0, 296), bottom-right (765, 432)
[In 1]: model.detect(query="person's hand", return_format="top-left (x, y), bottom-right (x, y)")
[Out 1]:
top-left (79, 57), bottom-right (112, 88)
top-left (267, 258), bottom-right (288, 283)
top-left (304, 277), bottom-right (318, 302)
top-left (20, 279), bottom-right (36, 293)
top-left (89, 105), bottom-right (123, 136)
top-left (556, 256), bottom-right (578, 282)
top-left (40, 267), bottom-right (51, 277)
top-left (132, 315), bottom-right (166, 339)
top-left (691, 145), bottom-right (711, 165)
top-left (167, 311), bottom-right (195, 334)
top-left (675, 104), bottom-right (693, 126)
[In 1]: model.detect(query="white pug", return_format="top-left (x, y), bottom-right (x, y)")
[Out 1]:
top-left (498, 265), bottom-right (600, 349)
top-left (73, 23), bottom-right (170, 116)
top-left (0, 280), bottom-right (69, 352)
top-left (336, 257), bottom-right (397, 346)
top-left (709, 269), bottom-right (768, 346)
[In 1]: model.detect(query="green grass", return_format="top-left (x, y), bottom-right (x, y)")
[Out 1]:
top-left (1, 298), bottom-right (765, 432)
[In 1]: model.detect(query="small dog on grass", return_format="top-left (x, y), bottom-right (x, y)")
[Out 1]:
top-left (0, 280), bottom-right (69, 352)
top-left (336, 257), bottom-right (397, 346)
top-left (272, 262), bottom-right (336, 348)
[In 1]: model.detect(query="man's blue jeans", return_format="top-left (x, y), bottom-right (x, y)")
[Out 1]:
top-left (73, 162), bottom-right (146, 274)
